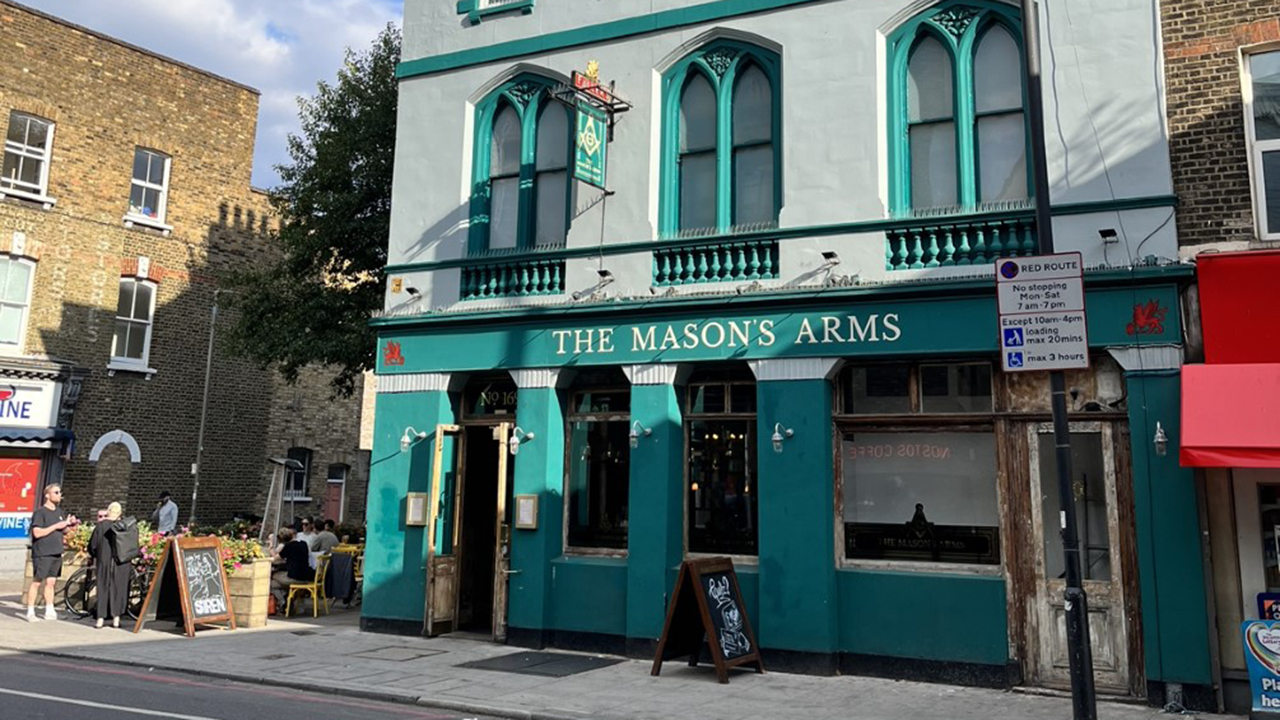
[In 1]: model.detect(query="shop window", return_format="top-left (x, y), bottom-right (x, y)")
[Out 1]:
top-left (840, 362), bottom-right (992, 414)
top-left (469, 74), bottom-right (574, 254)
top-left (686, 367), bottom-right (758, 556)
top-left (0, 255), bottom-right (34, 352)
top-left (888, 1), bottom-right (1028, 214)
top-left (661, 40), bottom-right (781, 237)
top-left (1, 111), bottom-right (54, 201)
top-left (285, 447), bottom-right (312, 500)
top-left (110, 278), bottom-right (156, 370)
top-left (1245, 50), bottom-right (1280, 239)
top-left (565, 384), bottom-right (631, 551)
top-left (127, 148), bottom-right (171, 226)
top-left (837, 361), bottom-right (999, 565)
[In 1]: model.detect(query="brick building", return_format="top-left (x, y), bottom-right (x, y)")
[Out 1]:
top-left (0, 1), bottom-right (369, 574)
top-left (1161, 1), bottom-right (1280, 713)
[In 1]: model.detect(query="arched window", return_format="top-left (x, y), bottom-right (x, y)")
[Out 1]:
top-left (469, 75), bottom-right (574, 254)
top-left (661, 41), bottom-right (781, 237)
top-left (889, 2), bottom-right (1028, 215)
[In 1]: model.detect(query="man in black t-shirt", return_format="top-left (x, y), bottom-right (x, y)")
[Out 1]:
top-left (27, 484), bottom-right (78, 622)
top-left (269, 527), bottom-right (315, 612)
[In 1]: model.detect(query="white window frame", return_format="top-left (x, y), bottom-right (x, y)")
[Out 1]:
top-left (123, 148), bottom-right (173, 233)
top-left (0, 112), bottom-right (56, 208)
top-left (0, 255), bottom-right (35, 356)
top-left (285, 448), bottom-right (313, 502)
top-left (108, 277), bottom-right (157, 374)
top-left (1243, 46), bottom-right (1280, 241)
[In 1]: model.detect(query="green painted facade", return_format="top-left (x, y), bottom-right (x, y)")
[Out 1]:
top-left (363, 273), bottom-right (1210, 687)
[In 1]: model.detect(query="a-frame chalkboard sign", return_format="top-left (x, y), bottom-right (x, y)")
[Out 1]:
top-left (651, 557), bottom-right (764, 684)
top-left (133, 536), bottom-right (236, 638)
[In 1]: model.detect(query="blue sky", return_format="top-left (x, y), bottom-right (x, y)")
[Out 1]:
top-left (22, 0), bottom-right (403, 188)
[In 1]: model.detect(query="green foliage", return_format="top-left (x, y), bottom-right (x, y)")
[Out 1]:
top-left (227, 25), bottom-right (401, 396)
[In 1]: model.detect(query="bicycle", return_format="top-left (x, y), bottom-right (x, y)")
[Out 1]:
top-left (61, 560), bottom-right (154, 620)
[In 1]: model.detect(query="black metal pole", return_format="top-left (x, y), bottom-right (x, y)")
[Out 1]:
top-left (1021, 1), bottom-right (1097, 717)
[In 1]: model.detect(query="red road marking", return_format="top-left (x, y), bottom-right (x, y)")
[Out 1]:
top-left (15, 657), bottom-right (455, 719)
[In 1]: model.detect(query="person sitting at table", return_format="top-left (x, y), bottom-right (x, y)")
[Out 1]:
top-left (270, 527), bottom-right (314, 611)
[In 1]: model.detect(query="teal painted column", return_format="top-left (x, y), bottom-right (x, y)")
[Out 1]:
top-left (625, 365), bottom-right (686, 641)
top-left (753, 359), bottom-right (839, 653)
top-left (1126, 369), bottom-right (1211, 685)
top-left (507, 370), bottom-right (566, 633)
top-left (363, 379), bottom-right (457, 624)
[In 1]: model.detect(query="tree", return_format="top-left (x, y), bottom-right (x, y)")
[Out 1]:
top-left (227, 25), bottom-right (399, 396)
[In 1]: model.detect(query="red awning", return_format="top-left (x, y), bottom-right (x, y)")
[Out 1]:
top-left (1181, 363), bottom-right (1280, 467)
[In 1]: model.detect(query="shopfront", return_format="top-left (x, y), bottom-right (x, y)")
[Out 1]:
top-left (364, 269), bottom-right (1211, 703)
top-left (0, 358), bottom-right (81, 575)
top-left (1184, 250), bottom-right (1280, 713)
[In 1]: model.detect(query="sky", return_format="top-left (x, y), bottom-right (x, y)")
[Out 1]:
top-left (21, 0), bottom-right (404, 188)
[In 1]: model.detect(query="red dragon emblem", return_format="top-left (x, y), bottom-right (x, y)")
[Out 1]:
top-left (1126, 300), bottom-right (1168, 336)
top-left (382, 341), bottom-right (405, 367)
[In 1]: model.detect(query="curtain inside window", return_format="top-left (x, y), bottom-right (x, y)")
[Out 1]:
top-left (535, 104), bottom-right (569, 246)
top-left (489, 104), bottom-right (521, 249)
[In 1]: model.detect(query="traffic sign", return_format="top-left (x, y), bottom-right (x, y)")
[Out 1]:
top-left (996, 253), bottom-right (1089, 372)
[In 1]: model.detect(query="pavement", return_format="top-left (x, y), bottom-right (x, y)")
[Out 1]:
top-left (0, 578), bottom-right (1235, 720)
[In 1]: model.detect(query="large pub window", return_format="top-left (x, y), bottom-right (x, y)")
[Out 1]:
top-left (564, 368), bottom-right (631, 551)
top-left (836, 361), bottom-right (999, 565)
top-left (686, 365), bottom-right (758, 557)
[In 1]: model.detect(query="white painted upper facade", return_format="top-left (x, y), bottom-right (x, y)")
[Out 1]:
top-left (385, 0), bottom-right (1177, 314)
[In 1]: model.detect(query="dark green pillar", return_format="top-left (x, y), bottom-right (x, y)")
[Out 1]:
top-left (625, 365), bottom-right (686, 642)
top-left (753, 359), bottom-right (840, 653)
top-left (507, 370), bottom-right (566, 634)
top-left (363, 379), bottom-right (456, 624)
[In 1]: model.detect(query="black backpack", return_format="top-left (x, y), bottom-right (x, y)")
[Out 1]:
top-left (109, 516), bottom-right (140, 564)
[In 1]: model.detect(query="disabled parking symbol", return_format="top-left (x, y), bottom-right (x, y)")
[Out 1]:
top-left (1003, 328), bottom-right (1025, 347)
top-left (1006, 351), bottom-right (1024, 369)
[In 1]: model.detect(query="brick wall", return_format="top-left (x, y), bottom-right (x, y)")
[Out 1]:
top-left (0, 2), bottom-right (367, 526)
top-left (1162, 2), bottom-right (1280, 248)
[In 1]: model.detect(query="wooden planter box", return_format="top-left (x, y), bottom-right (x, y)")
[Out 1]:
top-left (227, 557), bottom-right (271, 628)
top-left (22, 553), bottom-right (88, 597)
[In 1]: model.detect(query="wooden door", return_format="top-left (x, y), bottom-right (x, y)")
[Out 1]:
top-left (425, 424), bottom-right (463, 637)
top-left (1028, 421), bottom-right (1136, 694)
top-left (325, 482), bottom-right (344, 522)
top-left (492, 422), bottom-right (513, 642)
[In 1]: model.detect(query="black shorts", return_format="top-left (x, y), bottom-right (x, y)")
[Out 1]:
top-left (32, 554), bottom-right (62, 581)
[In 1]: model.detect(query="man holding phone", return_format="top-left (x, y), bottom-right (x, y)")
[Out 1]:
top-left (27, 483), bottom-right (77, 622)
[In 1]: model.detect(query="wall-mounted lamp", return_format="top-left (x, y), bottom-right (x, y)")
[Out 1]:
top-left (509, 426), bottom-right (535, 456)
top-left (821, 250), bottom-right (841, 268)
top-left (405, 286), bottom-right (423, 301)
top-left (1153, 422), bottom-right (1168, 457)
top-left (771, 423), bottom-right (794, 454)
top-left (572, 269), bottom-right (616, 301)
top-left (1098, 228), bottom-right (1119, 244)
top-left (629, 421), bottom-right (652, 449)
top-left (400, 426), bottom-right (427, 452)
top-left (596, 268), bottom-right (614, 283)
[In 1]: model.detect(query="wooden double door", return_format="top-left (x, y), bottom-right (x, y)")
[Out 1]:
top-left (424, 423), bottom-right (515, 641)
top-left (1007, 420), bottom-right (1143, 696)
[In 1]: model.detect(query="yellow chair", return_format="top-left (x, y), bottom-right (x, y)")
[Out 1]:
top-left (286, 553), bottom-right (331, 618)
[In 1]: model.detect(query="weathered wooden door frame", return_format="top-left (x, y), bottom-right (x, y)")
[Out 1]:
top-left (425, 424), bottom-right (463, 637)
top-left (492, 422), bottom-right (513, 642)
top-left (1022, 420), bottom-right (1143, 696)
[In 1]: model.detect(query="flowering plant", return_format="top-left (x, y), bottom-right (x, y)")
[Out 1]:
top-left (219, 535), bottom-right (266, 574)
top-left (63, 522), bottom-right (93, 555)
top-left (130, 521), bottom-right (264, 575)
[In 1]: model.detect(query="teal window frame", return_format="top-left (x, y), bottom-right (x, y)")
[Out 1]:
top-left (456, 0), bottom-right (534, 25)
top-left (659, 40), bottom-right (782, 238)
top-left (887, 1), bottom-right (1029, 216)
top-left (468, 74), bottom-right (575, 256)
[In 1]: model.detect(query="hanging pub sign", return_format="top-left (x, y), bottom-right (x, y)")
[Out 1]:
top-left (651, 557), bottom-right (764, 684)
top-left (574, 101), bottom-right (608, 188)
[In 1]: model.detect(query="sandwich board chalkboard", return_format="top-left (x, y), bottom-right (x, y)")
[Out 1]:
top-left (651, 557), bottom-right (764, 684)
top-left (133, 536), bottom-right (236, 638)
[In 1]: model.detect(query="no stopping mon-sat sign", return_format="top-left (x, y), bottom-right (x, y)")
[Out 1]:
top-left (996, 252), bottom-right (1090, 372)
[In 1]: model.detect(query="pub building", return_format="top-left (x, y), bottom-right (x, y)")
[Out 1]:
top-left (366, 0), bottom-right (1212, 709)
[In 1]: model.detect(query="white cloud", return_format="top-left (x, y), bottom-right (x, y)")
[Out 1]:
top-left (21, 0), bottom-right (402, 187)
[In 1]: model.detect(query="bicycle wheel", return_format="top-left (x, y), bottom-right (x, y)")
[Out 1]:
top-left (61, 567), bottom-right (95, 618)
top-left (126, 566), bottom-right (152, 620)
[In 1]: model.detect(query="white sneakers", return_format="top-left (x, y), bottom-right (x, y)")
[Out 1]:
top-left (43, 606), bottom-right (56, 621)
top-left (25, 608), bottom-right (36, 622)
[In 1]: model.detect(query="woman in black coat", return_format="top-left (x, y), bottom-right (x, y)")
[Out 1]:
top-left (89, 502), bottom-right (131, 628)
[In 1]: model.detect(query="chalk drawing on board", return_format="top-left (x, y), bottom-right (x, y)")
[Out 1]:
top-left (707, 575), bottom-right (750, 658)
top-left (185, 551), bottom-right (227, 616)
